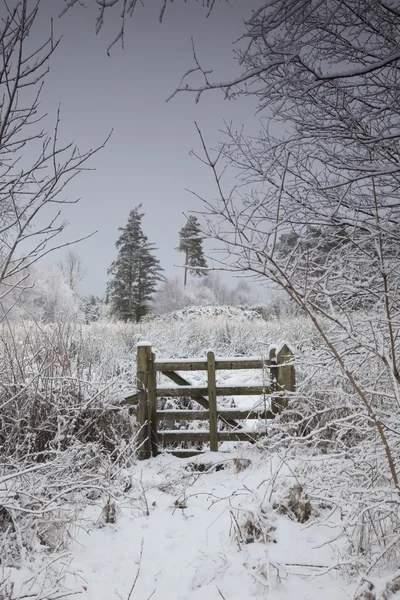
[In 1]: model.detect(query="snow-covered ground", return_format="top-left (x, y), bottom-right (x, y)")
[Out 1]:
top-left (66, 448), bottom-right (354, 600)
top-left (2, 314), bottom-right (399, 600)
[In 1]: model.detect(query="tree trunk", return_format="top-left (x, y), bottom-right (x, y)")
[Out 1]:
top-left (184, 249), bottom-right (188, 287)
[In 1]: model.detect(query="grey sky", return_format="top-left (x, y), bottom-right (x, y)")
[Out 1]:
top-left (34, 0), bottom-right (261, 296)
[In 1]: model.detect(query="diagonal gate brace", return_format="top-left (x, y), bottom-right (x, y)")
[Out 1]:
top-left (161, 370), bottom-right (243, 431)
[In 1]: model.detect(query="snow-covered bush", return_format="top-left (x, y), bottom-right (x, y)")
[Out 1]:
top-left (152, 274), bottom-right (266, 316)
top-left (81, 294), bottom-right (105, 323)
top-left (0, 319), bottom-right (137, 459)
top-left (0, 264), bottom-right (82, 323)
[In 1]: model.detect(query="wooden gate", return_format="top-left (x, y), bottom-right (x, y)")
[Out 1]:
top-left (125, 342), bottom-right (295, 459)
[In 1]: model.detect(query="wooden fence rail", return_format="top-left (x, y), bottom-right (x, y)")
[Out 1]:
top-left (129, 342), bottom-right (295, 459)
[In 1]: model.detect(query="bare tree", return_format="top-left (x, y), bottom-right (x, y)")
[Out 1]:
top-left (0, 2), bottom-right (116, 594)
top-left (0, 0), bottom-right (105, 317)
top-left (193, 127), bottom-right (400, 575)
top-left (60, 0), bottom-right (227, 53)
top-left (174, 1), bottom-right (400, 574)
top-left (173, 0), bottom-right (400, 185)
top-left (58, 248), bottom-right (87, 291)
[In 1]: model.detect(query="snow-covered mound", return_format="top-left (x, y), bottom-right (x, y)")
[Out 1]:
top-left (166, 305), bottom-right (263, 321)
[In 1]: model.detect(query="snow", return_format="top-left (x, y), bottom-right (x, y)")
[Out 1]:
top-left (3, 312), bottom-right (398, 599)
top-left (270, 341), bottom-right (296, 357)
top-left (64, 449), bottom-right (354, 600)
top-left (161, 305), bottom-right (264, 321)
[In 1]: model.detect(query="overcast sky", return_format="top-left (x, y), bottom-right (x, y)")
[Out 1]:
top-left (34, 0), bottom-right (261, 296)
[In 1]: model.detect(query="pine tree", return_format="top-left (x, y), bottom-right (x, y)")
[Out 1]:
top-left (107, 206), bottom-right (163, 322)
top-left (177, 216), bottom-right (208, 286)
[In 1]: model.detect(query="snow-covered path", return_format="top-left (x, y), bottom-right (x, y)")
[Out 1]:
top-left (67, 449), bottom-right (353, 599)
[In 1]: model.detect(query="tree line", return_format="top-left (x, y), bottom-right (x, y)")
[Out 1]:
top-left (106, 207), bottom-right (208, 322)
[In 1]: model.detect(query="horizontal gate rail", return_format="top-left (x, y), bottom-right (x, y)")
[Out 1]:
top-left (154, 385), bottom-right (272, 398)
top-left (153, 358), bottom-right (270, 371)
top-left (158, 430), bottom-right (266, 443)
top-left (124, 385), bottom-right (273, 404)
top-left (158, 409), bottom-right (275, 421)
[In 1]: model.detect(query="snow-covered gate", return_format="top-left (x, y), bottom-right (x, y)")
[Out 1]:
top-left (124, 342), bottom-right (295, 459)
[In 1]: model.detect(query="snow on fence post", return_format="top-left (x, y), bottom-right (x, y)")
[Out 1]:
top-left (207, 350), bottom-right (219, 452)
top-left (272, 344), bottom-right (295, 414)
top-left (136, 342), bottom-right (152, 460)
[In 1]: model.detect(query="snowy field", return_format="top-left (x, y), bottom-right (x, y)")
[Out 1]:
top-left (66, 449), bottom-right (354, 600)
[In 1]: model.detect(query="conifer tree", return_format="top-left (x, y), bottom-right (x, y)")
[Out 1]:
top-left (178, 216), bottom-right (208, 286)
top-left (107, 206), bottom-right (163, 321)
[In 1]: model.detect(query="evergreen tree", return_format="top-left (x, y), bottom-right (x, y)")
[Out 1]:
top-left (178, 216), bottom-right (208, 286)
top-left (107, 206), bottom-right (163, 322)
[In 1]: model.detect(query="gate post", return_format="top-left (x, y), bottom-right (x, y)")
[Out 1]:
top-left (207, 351), bottom-right (219, 452)
top-left (136, 342), bottom-right (152, 460)
top-left (272, 344), bottom-right (295, 414)
top-left (148, 351), bottom-right (158, 457)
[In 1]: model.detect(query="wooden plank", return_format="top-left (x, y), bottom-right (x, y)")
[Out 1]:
top-left (159, 431), bottom-right (211, 443)
top-left (157, 409), bottom-right (275, 421)
top-left (158, 430), bottom-right (266, 443)
top-left (215, 386), bottom-right (273, 396)
top-left (218, 431), bottom-right (265, 442)
top-left (136, 343), bottom-right (152, 460)
top-left (156, 385), bottom-right (271, 398)
top-left (156, 386), bottom-right (208, 398)
top-left (158, 410), bottom-right (210, 421)
top-left (220, 409), bottom-right (275, 420)
top-left (155, 360), bottom-right (207, 371)
top-left (122, 392), bottom-right (138, 405)
top-left (154, 358), bottom-right (270, 371)
top-left (278, 344), bottom-right (295, 393)
top-left (273, 344), bottom-right (295, 414)
top-left (148, 352), bottom-right (158, 457)
top-left (216, 359), bottom-right (270, 370)
top-left (207, 351), bottom-right (218, 452)
top-left (269, 346), bottom-right (278, 414)
top-left (161, 371), bottom-right (241, 430)
top-left (169, 449), bottom-right (205, 459)
top-left (161, 371), bottom-right (209, 410)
